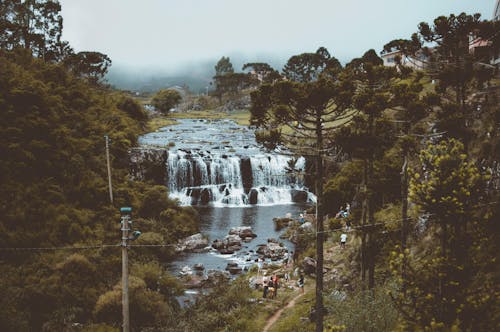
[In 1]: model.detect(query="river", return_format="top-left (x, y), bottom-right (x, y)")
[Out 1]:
top-left (138, 118), bottom-right (314, 277)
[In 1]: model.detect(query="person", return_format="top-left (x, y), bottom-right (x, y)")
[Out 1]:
top-left (298, 274), bottom-right (304, 293)
top-left (262, 276), bottom-right (269, 298)
top-left (272, 274), bottom-right (279, 298)
top-left (345, 218), bottom-right (351, 231)
top-left (340, 233), bottom-right (347, 249)
top-left (299, 213), bottom-right (304, 224)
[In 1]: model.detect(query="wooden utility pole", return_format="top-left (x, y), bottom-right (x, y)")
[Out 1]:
top-left (120, 208), bottom-right (131, 332)
top-left (105, 135), bottom-right (113, 204)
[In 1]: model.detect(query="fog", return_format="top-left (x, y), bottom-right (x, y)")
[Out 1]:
top-left (59, 0), bottom-right (494, 91)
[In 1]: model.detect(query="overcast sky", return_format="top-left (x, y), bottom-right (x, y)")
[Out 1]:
top-left (60, 0), bottom-right (495, 71)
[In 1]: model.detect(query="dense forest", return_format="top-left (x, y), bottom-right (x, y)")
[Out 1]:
top-left (1, 1), bottom-right (499, 331)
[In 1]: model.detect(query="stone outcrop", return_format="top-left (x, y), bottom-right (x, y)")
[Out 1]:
top-left (256, 240), bottom-right (288, 261)
top-left (175, 233), bottom-right (209, 253)
top-left (228, 226), bottom-right (257, 239)
top-left (129, 148), bottom-right (168, 185)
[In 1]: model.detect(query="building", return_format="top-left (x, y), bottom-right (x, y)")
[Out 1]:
top-left (381, 49), bottom-right (428, 70)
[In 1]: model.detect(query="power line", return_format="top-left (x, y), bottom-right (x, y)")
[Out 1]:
top-left (0, 244), bottom-right (120, 252)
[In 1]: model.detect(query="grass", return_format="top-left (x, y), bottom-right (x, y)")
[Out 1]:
top-left (146, 116), bottom-right (178, 132)
top-left (145, 109), bottom-right (252, 132)
top-left (169, 109), bottom-right (251, 126)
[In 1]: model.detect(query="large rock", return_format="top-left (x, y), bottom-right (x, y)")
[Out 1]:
top-left (129, 148), bottom-right (168, 185)
top-left (256, 242), bottom-right (288, 260)
top-left (302, 256), bottom-right (317, 275)
top-left (176, 233), bottom-right (209, 253)
top-left (291, 189), bottom-right (309, 203)
top-left (224, 234), bottom-right (242, 247)
top-left (248, 189), bottom-right (258, 204)
top-left (240, 157), bottom-right (253, 193)
top-left (229, 226), bottom-right (257, 239)
top-left (205, 269), bottom-right (231, 286)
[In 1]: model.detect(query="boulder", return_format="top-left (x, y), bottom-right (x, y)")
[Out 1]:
top-left (224, 234), bottom-right (242, 247)
top-left (229, 226), bottom-right (257, 239)
top-left (291, 189), bottom-right (309, 203)
top-left (273, 217), bottom-right (292, 231)
top-left (299, 221), bottom-right (313, 231)
top-left (200, 188), bottom-right (212, 204)
top-left (211, 239), bottom-right (225, 250)
top-left (255, 242), bottom-right (288, 260)
top-left (176, 233), bottom-right (209, 253)
top-left (302, 256), bottom-right (317, 275)
top-left (193, 263), bottom-right (205, 271)
top-left (248, 189), bottom-right (259, 204)
top-left (205, 269), bottom-right (231, 286)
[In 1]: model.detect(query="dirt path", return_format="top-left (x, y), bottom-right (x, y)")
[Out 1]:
top-left (262, 290), bottom-right (304, 332)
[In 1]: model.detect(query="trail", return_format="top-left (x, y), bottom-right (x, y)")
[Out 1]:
top-left (262, 290), bottom-right (304, 332)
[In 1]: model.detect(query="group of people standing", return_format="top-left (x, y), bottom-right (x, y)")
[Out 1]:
top-left (262, 274), bottom-right (280, 299)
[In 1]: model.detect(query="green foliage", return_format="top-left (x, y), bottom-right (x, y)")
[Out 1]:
top-left (0, 50), bottom-right (198, 330)
top-left (214, 56), bottom-right (234, 76)
top-left (391, 138), bottom-right (494, 330)
top-left (151, 89), bottom-right (182, 114)
top-left (409, 139), bottom-right (483, 220)
top-left (324, 286), bottom-right (399, 332)
top-left (63, 51), bottom-right (112, 84)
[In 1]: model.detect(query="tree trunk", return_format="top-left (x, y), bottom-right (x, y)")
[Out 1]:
top-left (315, 114), bottom-right (324, 332)
top-left (401, 153), bottom-right (408, 293)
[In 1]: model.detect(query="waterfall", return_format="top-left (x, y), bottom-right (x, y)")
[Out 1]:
top-left (166, 150), bottom-right (313, 206)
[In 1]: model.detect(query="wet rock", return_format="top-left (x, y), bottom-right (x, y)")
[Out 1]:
top-left (273, 217), bottom-right (292, 231)
top-left (200, 188), bottom-right (211, 204)
top-left (224, 234), bottom-right (242, 247)
top-left (193, 263), bottom-right (205, 271)
top-left (229, 226), bottom-right (257, 239)
top-left (212, 239), bottom-right (225, 250)
top-left (256, 242), bottom-right (288, 260)
top-left (248, 189), bottom-right (258, 204)
top-left (240, 157), bottom-right (253, 192)
top-left (291, 189), bottom-right (309, 203)
top-left (219, 248), bottom-right (235, 255)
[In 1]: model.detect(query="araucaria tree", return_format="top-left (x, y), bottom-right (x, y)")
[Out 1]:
top-left (391, 138), bottom-right (488, 330)
top-left (336, 50), bottom-right (398, 289)
top-left (250, 47), bottom-right (354, 332)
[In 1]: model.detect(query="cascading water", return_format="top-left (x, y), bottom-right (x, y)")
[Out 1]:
top-left (139, 118), bottom-right (315, 207)
top-left (167, 151), bottom-right (310, 206)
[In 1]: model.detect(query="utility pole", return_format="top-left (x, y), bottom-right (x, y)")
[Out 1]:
top-left (105, 135), bottom-right (113, 204)
top-left (120, 207), bottom-right (131, 332)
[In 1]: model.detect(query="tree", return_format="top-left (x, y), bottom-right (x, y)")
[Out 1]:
top-left (214, 56), bottom-right (234, 76)
top-left (391, 138), bottom-right (488, 330)
top-left (282, 47), bottom-right (341, 83)
top-left (63, 51), bottom-right (112, 83)
top-left (336, 50), bottom-right (398, 289)
top-left (383, 13), bottom-right (498, 143)
top-left (242, 62), bottom-right (281, 84)
top-left (250, 47), bottom-right (354, 332)
top-left (151, 89), bottom-right (182, 114)
top-left (212, 56), bottom-right (253, 102)
top-left (0, 0), bottom-right (67, 61)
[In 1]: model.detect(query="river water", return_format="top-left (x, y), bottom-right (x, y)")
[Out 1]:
top-left (138, 118), bottom-right (314, 276)
top-left (169, 204), bottom-right (308, 274)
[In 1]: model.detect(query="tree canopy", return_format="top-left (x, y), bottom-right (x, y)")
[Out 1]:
top-left (151, 89), bottom-right (182, 114)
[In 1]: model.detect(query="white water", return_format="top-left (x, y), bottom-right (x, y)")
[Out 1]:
top-left (167, 151), bottom-right (312, 206)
